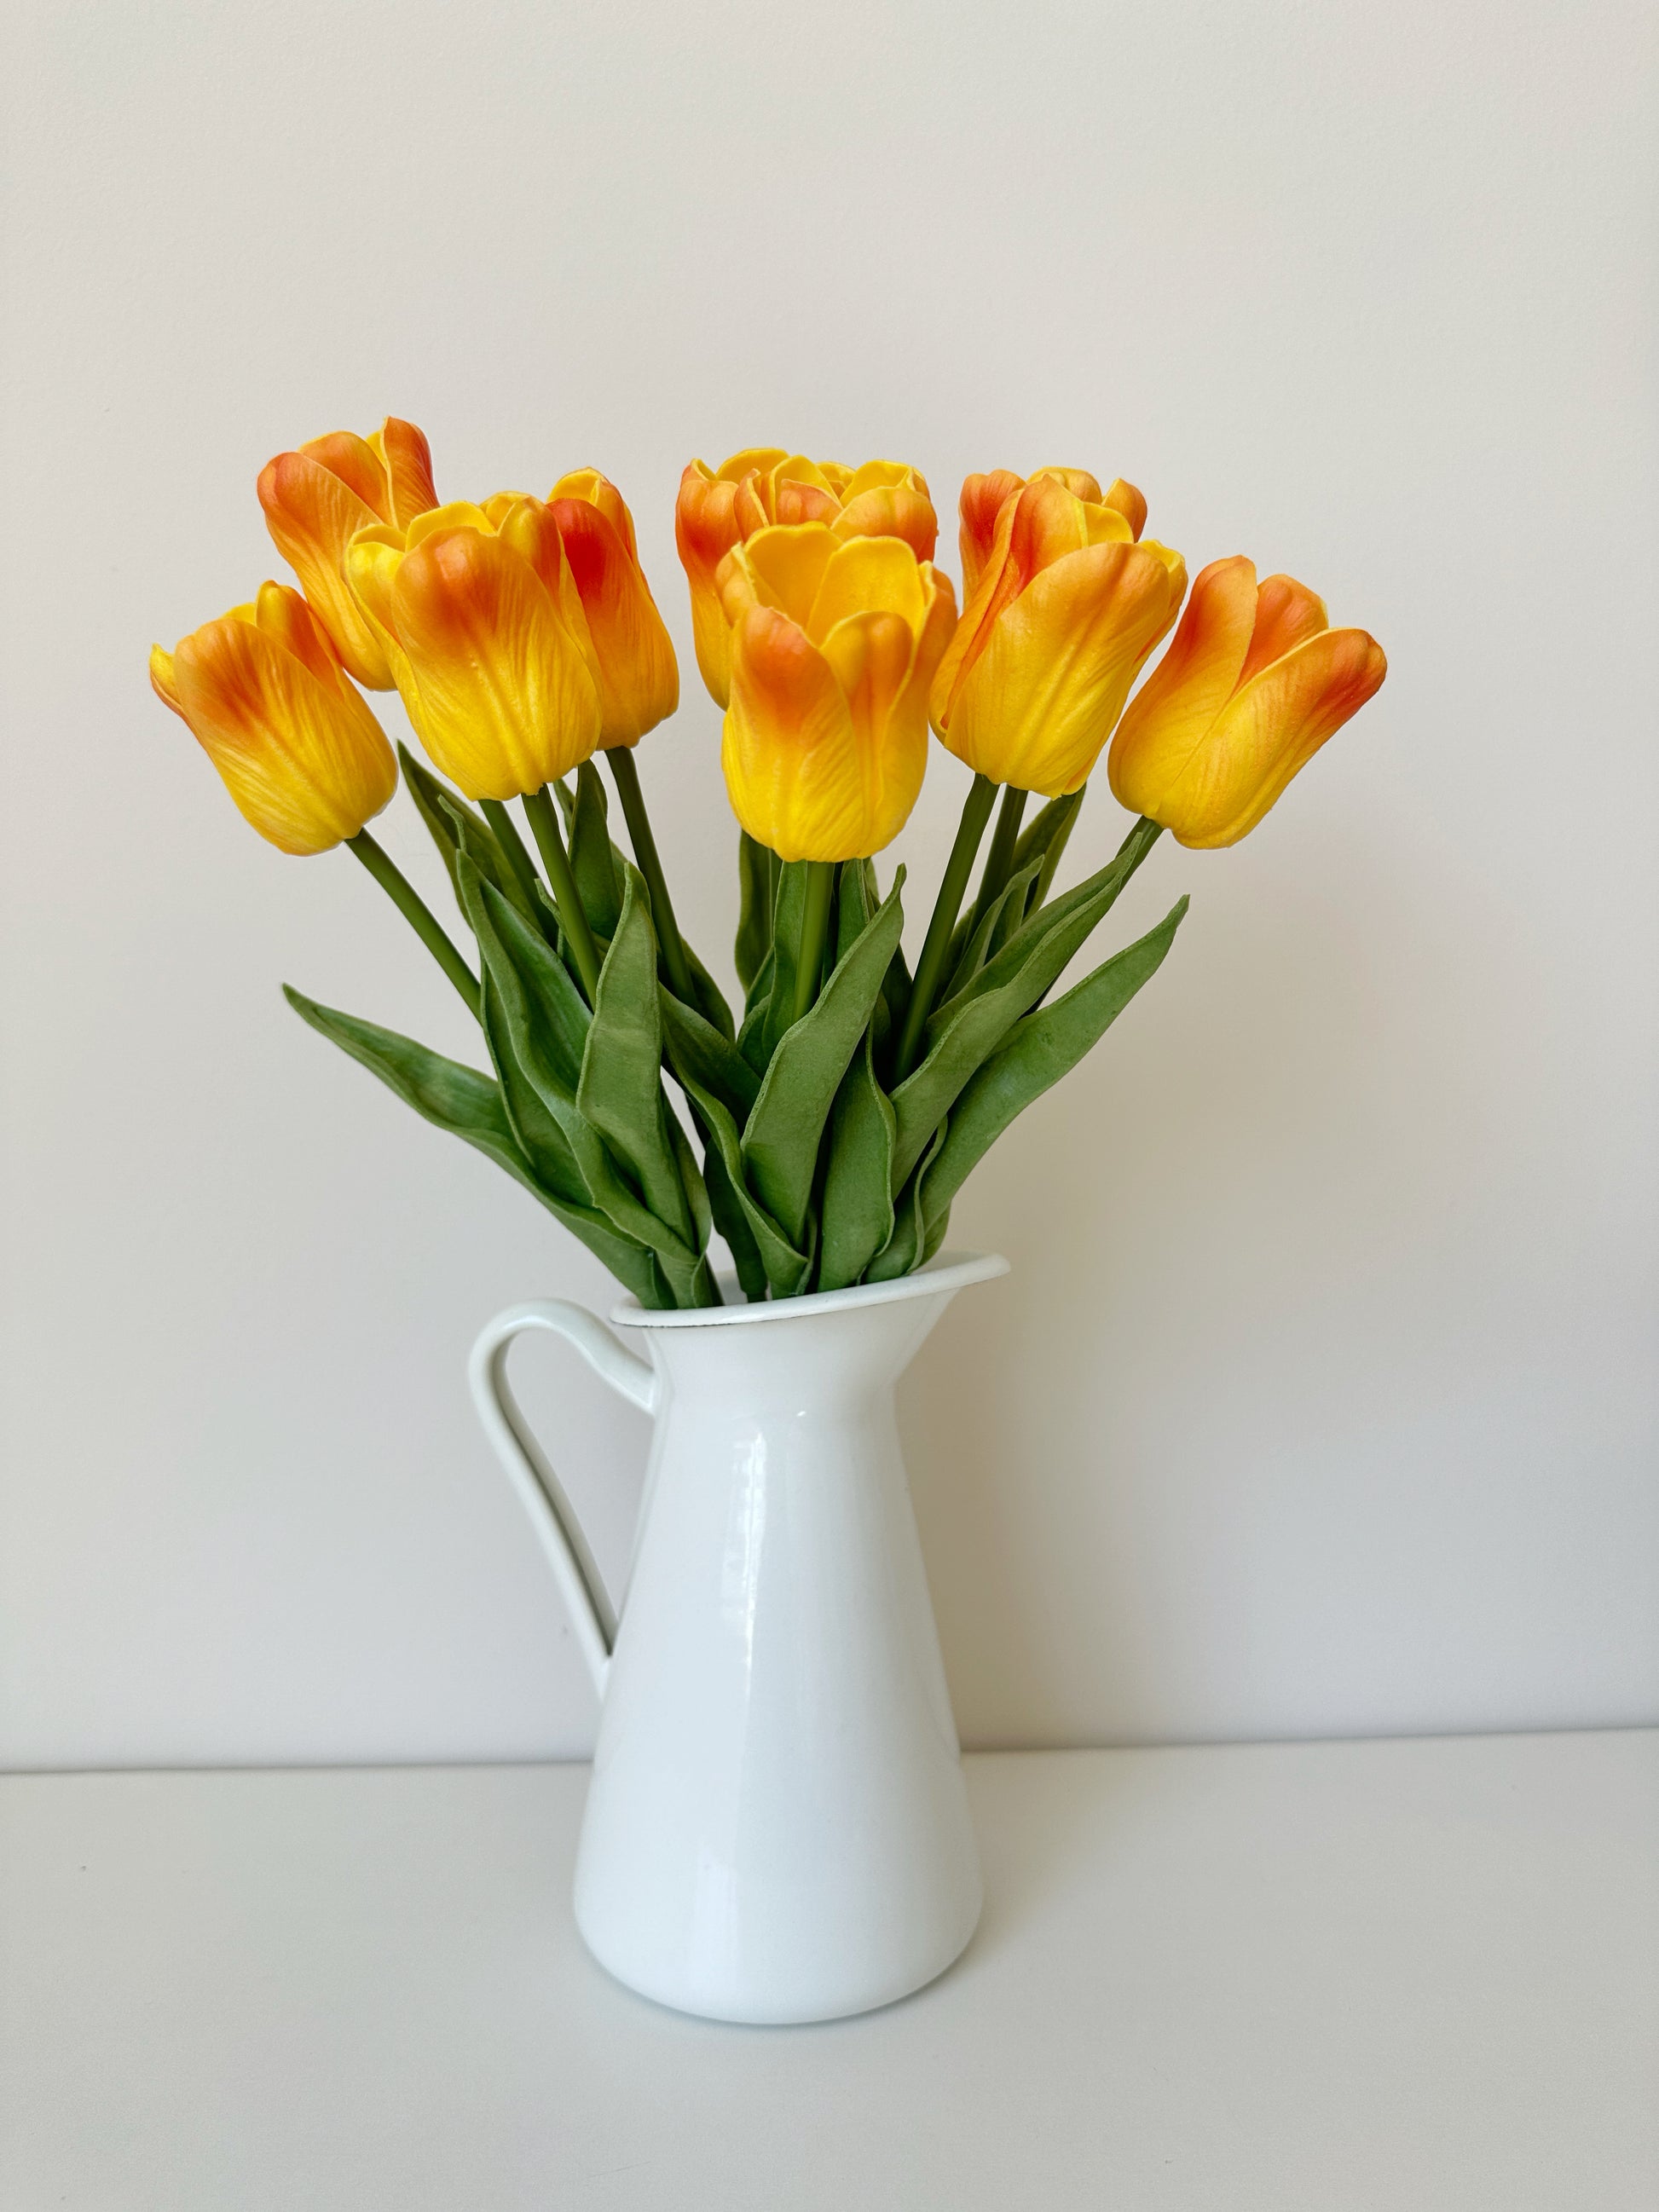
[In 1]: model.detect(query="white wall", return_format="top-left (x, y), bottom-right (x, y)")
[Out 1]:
top-left (2, 0), bottom-right (1654, 1768)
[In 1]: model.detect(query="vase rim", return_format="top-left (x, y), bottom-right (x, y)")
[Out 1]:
top-left (610, 1248), bottom-right (1009, 1332)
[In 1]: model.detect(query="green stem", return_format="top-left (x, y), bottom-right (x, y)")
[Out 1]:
top-left (347, 830), bottom-right (481, 1019)
top-left (522, 784), bottom-right (603, 1006)
top-left (964, 783), bottom-right (1028, 939)
top-left (605, 746), bottom-right (693, 1003)
top-left (894, 771), bottom-right (997, 1079)
top-left (793, 860), bottom-right (835, 1025)
top-left (478, 798), bottom-right (547, 926)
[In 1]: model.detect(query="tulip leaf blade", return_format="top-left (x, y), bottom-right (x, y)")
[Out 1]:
top-left (918, 897), bottom-right (1188, 1239)
top-left (865, 1117), bottom-right (949, 1284)
top-left (817, 1026), bottom-right (897, 1292)
top-left (661, 988), bottom-right (761, 1123)
top-left (578, 866), bottom-right (700, 1252)
top-left (741, 869), bottom-right (905, 1250)
top-left (569, 760), bottom-right (624, 942)
top-left (280, 985), bottom-right (672, 1308)
top-left (673, 1067), bottom-right (812, 1298)
top-left (1011, 787), bottom-right (1085, 910)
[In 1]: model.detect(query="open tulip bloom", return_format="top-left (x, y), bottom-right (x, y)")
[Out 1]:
top-left (152, 424), bottom-right (1387, 1307)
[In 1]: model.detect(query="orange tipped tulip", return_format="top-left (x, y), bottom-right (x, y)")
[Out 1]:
top-left (150, 582), bottom-right (396, 854)
top-left (258, 418), bottom-right (438, 689)
top-left (547, 470), bottom-right (679, 747)
top-left (716, 523), bottom-right (957, 862)
top-left (676, 450), bottom-right (938, 707)
top-left (345, 495), bottom-right (604, 802)
top-left (1107, 557), bottom-right (1387, 846)
top-left (931, 472), bottom-right (1184, 797)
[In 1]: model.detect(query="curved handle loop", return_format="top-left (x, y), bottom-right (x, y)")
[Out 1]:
top-left (468, 1300), bottom-right (657, 1700)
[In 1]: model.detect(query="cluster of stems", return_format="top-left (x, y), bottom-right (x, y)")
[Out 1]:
top-left (347, 745), bottom-right (694, 1027)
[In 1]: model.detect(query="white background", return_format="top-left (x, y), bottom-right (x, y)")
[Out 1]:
top-left (1, 0), bottom-right (1653, 1769)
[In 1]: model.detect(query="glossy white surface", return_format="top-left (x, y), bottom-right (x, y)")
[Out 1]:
top-left (3, 1733), bottom-right (1654, 2209)
top-left (469, 1255), bottom-right (1006, 2022)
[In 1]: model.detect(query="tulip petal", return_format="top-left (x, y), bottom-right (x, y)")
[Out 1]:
top-left (552, 495), bottom-right (679, 746)
top-left (941, 540), bottom-right (1187, 795)
top-left (725, 522), bottom-right (839, 629)
top-left (1102, 478), bottom-right (1148, 540)
top-left (958, 471), bottom-right (1024, 599)
top-left (806, 534), bottom-right (927, 644)
top-left (253, 580), bottom-right (344, 693)
top-left (724, 609), bottom-right (861, 861)
top-left (1032, 466), bottom-right (1104, 504)
top-left (550, 468), bottom-right (638, 558)
top-left (374, 417), bottom-right (438, 529)
top-left (170, 615), bottom-right (395, 854)
top-left (296, 433), bottom-right (390, 519)
top-left (1240, 572), bottom-right (1328, 684)
top-left (148, 643), bottom-right (182, 713)
top-left (390, 527), bottom-right (603, 800)
top-left (834, 483), bottom-right (939, 562)
top-left (1160, 626), bottom-right (1388, 847)
top-left (257, 451), bottom-right (391, 689)
top-left (1107, 555), bottom-right (1260, 818)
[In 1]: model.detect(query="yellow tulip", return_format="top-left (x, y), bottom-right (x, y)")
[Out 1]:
top-left (547, 470), bottom-right (679, 747)
top-left (345, 495), bottom-right (604, 802)
top-left (1107, 557), bottom-right (1387, 846)
top-left (931, 472), bottom-right (1185, 797)
top-left (257, 418), bottom-right (438, 689)
top-left (676, 450), bottom-right (938, 707)
top-left (716, 523), bottom-right (957, 862)
top-left (957, 467), bottom-right (1148, 599)
top-left (149, 582), bottom-right (395, 854)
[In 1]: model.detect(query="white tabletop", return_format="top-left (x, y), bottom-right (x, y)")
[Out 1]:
top-left (3, 1732), bottom-right (1655, 2209)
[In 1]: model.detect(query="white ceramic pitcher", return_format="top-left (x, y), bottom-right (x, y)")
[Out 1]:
top-left (469, 1249), bottom-right (1007, 2024)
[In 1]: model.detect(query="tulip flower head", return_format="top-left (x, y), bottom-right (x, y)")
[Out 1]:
top-left (716, 523), bottom-right (957, 863)
top-left (546, 470), bottom-right (679, 748)
top-left (677, 450), bottom-right (939, 707)
top-left (345, 495), bottom-right (606, 803)
top-left (1107, 557), bottom-right (1387, 847)
top-left (931, 472), bottom-right (1186, 798)
top-left (257, 419), bottom-right (438, 689)
top-left (149, 582), bottom-right (396, 854)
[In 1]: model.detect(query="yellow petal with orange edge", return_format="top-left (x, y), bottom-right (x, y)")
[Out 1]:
top-left (1155, 626), bottom-right (1387, 847)
top-left (834, 483), bottom-right (939, 562)
top-left (806, 534), bottom-right (927, 644)
top-left (407, 500), bottom-right (498, 548)
top-left (1240, 573), bottom-right (1327, 684)
top-left (552, 494), bottom-right (679, 747)
top-left (958, 471), bottom-right (1024, 600)
top-left (723, 523), bottom-right (839, 629)
top-left (939, 540), bottom-right (1187, 796)
top-left (373, 418), bottom-right (438, 530)
top-left (550, 469), bottom-right (638, 559)
top-left (1103, 478), bottom-right (1148, 540)
top-left (723, 609), bottom-right (860, 861)
top-left (390, 527), bottom-right (601, 800)
top-left (1032, 466), bottom-right (1104, 504)
top-left (257, 450), bottom-right (390, 688)
top-left (168, 615), bottom-right (394, 854)
top-left (253, 580), bottom-right (344, 692)
top-left (297, 432), bottom-right (390, 518)
top-left (1107, 556), bottom-right (1261, 819)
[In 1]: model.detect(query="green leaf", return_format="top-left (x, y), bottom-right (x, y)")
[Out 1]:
top-left (736, 943), bottom-right (776, 1071)
top-left (890, 834), bottom-right (1158, 1189)
top-left (939, 855), bottom-right (1043, 1004)
top-left (741, 869), bottom-right (905, 1249)
top-left (398, 744), bottom-right (476, 904)
top-left (1010, 787), bottom-right (1085, 904)
top-left (817, 1025), bottom-right (896, 1291)
top-left (661, 988), bottom-right (760, 1123)
top-left (680, 939), bottom-right (735, 1042)
top-left (736, 831), bottom-right (773, 996)
top-left (281, 985), bottom-right (672, 1308)
top-left (460, 861), bottom-right (707, 1304)
top-left (696, 1112), bottom-right (769, 1301)
top-left (441, 791), bottom-right (541, 928)
top-left (918, 898), bottom-right (1188, 1239)
top-left (674, 1068), bottom-right (812, 1297)
top-left (578, 867), bottom-right (697, 1248)
top-left (758, 859), bottom-right (812, 1066)
top-left (865, 1117), bottom-right (949, 1284)
top-left (569, 760), bottom-right (623, 940)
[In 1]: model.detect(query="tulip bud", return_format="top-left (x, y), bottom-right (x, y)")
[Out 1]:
top-left (1107, 557), bottom-right (1387, 846)
top-left (258, 418), bottom-right (438, 689)
top-left (676, 451), bottom-right (938, 708)
top-left (715, 523), bottom-right (957, 863)
top-left (931, 473), bottom-right (1185, 798)
top-left (149, 582), bottom-right (396, 854)
top-left (344, 495), bottom-right (603, 802)
top-left (547, 470), bottom-right (679, 747)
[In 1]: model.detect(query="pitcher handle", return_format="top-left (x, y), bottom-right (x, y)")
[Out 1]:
top-left (468, 1300), bottom-right (658, 1700)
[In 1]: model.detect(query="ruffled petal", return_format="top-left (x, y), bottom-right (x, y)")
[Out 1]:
top-left (806, 533), bottom-right (927, 643)
top-left (723, 522), bottom-right (839, 629)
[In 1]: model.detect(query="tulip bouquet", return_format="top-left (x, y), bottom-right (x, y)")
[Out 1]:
top-left (151, 425), bottom-right (1385, 1308)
